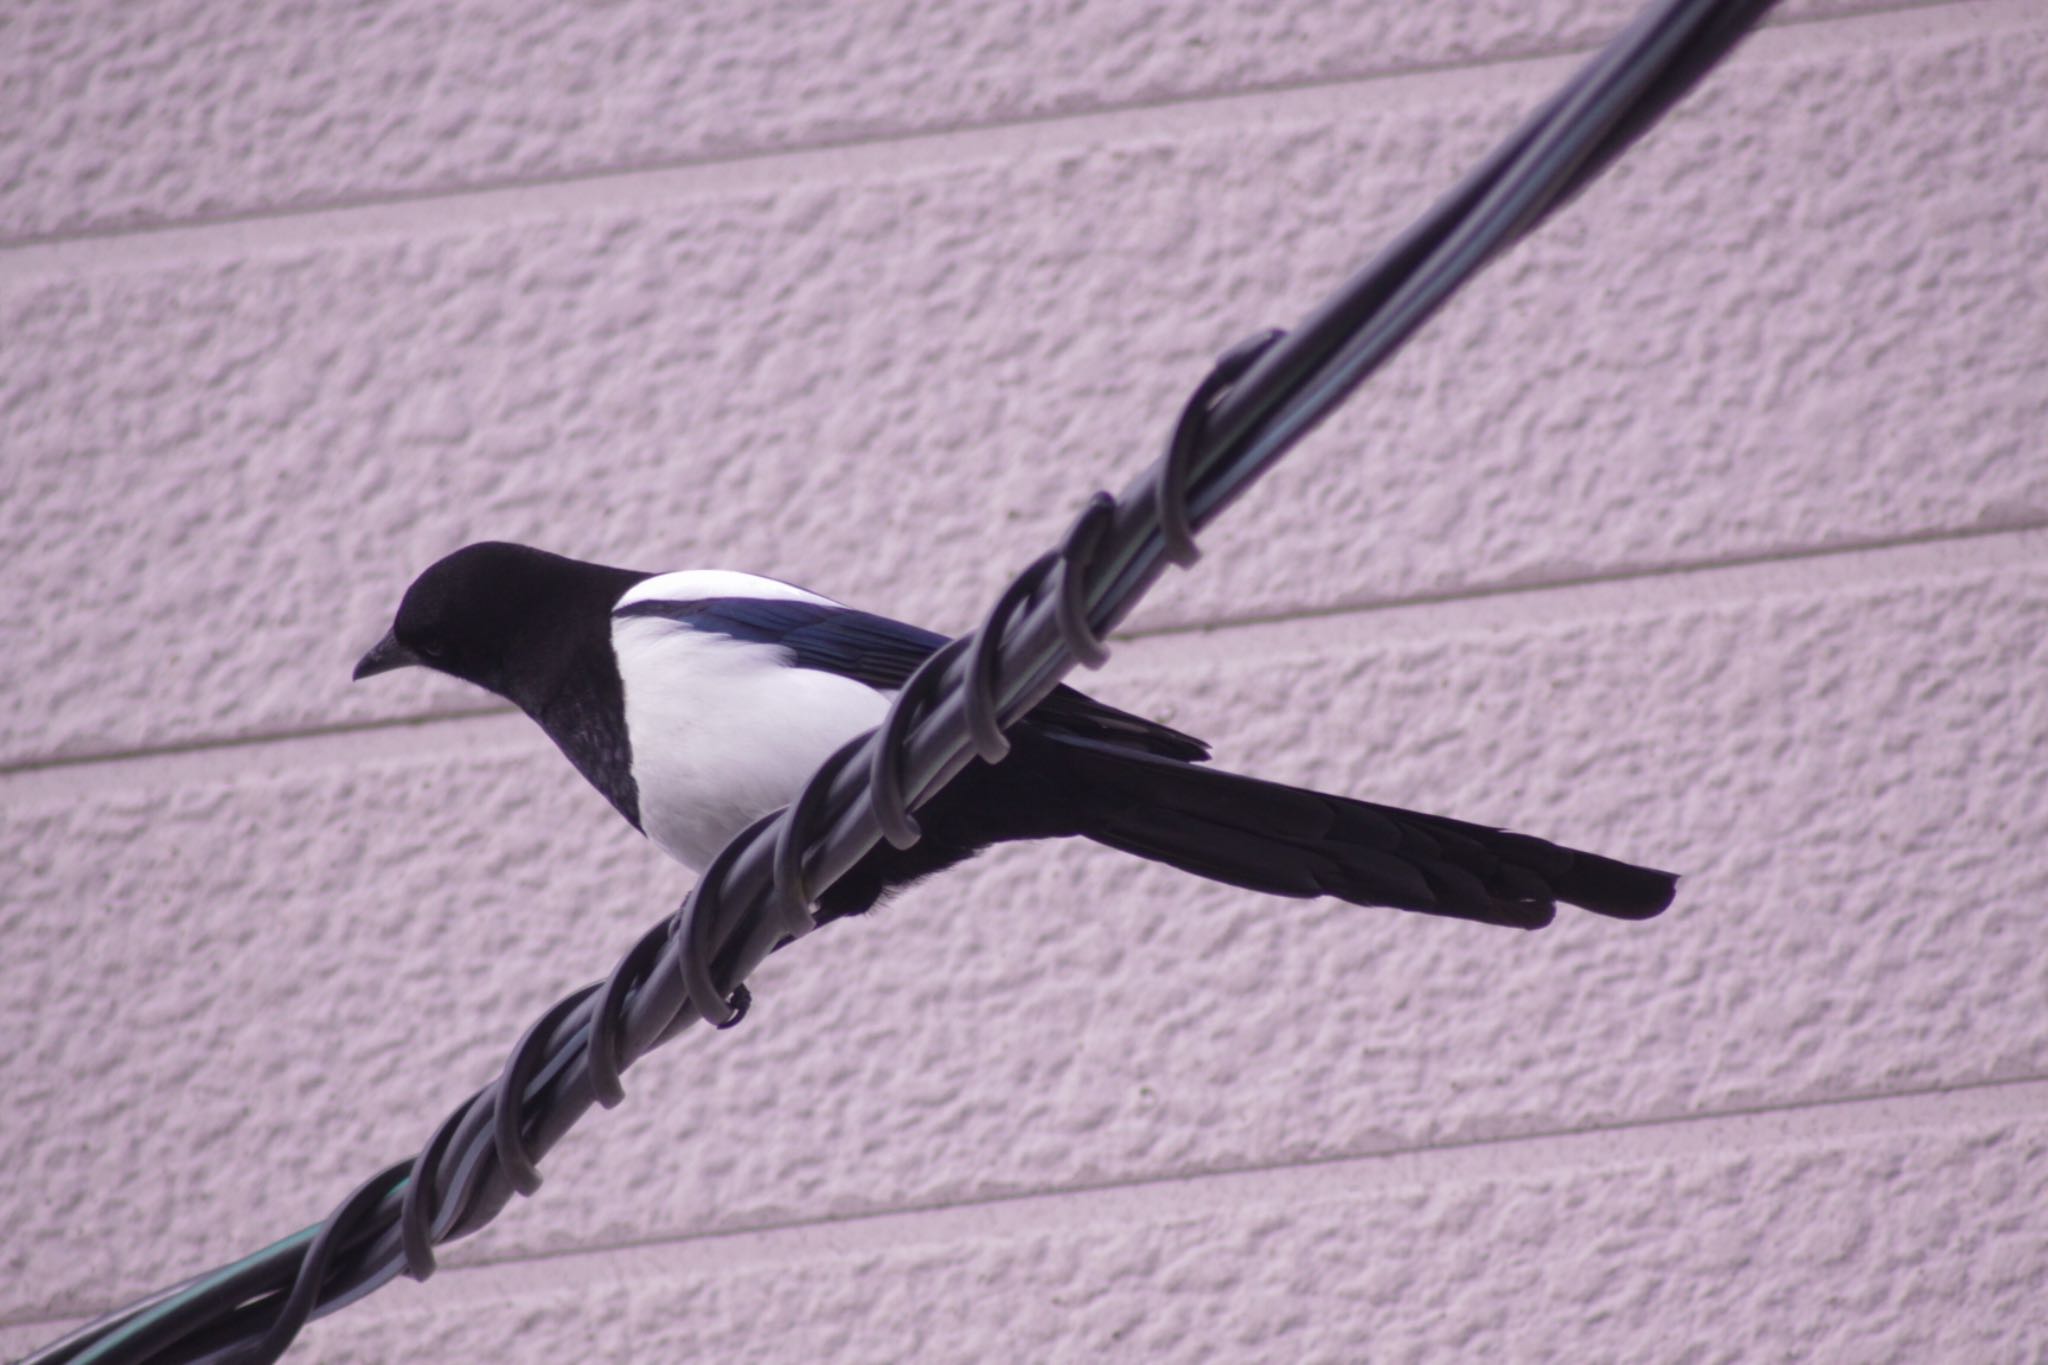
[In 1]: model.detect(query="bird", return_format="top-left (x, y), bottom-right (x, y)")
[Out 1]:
top-left (354, 541), bottom-right (1676, 931)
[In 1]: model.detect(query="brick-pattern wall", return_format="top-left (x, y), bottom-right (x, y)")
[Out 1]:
top-left (5, 2), bottom-right (2044, 1360)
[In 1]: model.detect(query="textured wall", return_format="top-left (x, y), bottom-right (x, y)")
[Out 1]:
top-left (4, 0), bottom-right (2044, 1361)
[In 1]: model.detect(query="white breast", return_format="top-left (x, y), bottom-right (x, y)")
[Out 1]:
top-left (612, 612), bottom-right (888, 871)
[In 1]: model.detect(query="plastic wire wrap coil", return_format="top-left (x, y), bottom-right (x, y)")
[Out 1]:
top-left (27, 2), bottom-right (1782, 1360)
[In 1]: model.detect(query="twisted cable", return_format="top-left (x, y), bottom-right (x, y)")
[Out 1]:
top-left (27, 5), bottom-right (1780, 1360)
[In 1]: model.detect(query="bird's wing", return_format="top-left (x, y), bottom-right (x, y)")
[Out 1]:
top-left (616, 597), bottom-right (942, 690)
top-left (614, 596), bottom-right (1209, 761)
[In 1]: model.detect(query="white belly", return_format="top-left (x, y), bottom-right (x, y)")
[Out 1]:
top-left (613, 615), bottom-right (889, 870)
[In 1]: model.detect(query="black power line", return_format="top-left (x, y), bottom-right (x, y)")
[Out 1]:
top-left (24, 2), bottom-right (1781, 1360)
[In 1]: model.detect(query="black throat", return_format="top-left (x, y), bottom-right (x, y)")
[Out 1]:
top-left (532, 649), bottom-right (644, 831)
top-left (480, 554), bottom-right (652, 831)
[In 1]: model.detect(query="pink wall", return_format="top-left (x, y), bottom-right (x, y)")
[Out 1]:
top-left (5, 1), bottom-right (2044, 1359)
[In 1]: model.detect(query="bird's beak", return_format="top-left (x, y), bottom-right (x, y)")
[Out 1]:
top-left (353, 629), bottom-right (420, 681)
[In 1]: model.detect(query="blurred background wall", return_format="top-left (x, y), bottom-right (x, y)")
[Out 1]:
top-left (4, 1), bottom-right (2044, 1359)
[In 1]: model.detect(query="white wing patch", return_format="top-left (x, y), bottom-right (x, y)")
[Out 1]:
top-left (612, 611), bottom-right (886, 871)
top-left (617, 569), bottom-right (841, 611)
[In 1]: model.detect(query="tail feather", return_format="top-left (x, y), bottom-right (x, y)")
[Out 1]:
top-left (1057, 740), bottom-right (1677, 930)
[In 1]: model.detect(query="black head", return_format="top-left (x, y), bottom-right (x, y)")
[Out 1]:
top-left (354, 541), bottom-right (650, 715)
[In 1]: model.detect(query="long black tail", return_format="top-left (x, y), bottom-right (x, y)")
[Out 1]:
top-left (1056, 739), bottom-right (1676, 930)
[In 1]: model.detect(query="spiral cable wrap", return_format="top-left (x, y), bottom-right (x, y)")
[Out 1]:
top-left (25, 4), bottom-right (1781, 1359)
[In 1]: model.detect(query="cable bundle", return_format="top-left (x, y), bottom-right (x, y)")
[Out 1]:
top-left (27, 2), bottom-right (1780, 1359)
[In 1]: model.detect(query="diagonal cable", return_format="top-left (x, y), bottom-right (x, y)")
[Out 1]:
top-left (24, 2), bottom-right (1780, 1360)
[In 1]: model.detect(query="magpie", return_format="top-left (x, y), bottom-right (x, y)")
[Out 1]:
top-left (355, 541), bottom-right (1676, 930)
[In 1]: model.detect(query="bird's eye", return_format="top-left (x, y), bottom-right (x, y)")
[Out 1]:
top-left (416, 639), bottom-right (446, 661)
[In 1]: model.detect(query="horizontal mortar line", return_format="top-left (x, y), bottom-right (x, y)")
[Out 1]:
top-left (10, 1069), bottom-right (2041, 1333)
top-left (438, 1071), bottom-right (2048, 1279)
top-left (15, 43), bottom-right (1584, 262)
top-left (2, 516), bottom-right (2041, 798)
top-left (0, 0), bottom-right (1985, 271)
top-left (0, 12), bottom-right (1746, 256)
top-left (0, 702), bottom-right (512, 783)
top-left (1131, 515), bottom-right (2048, 646)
